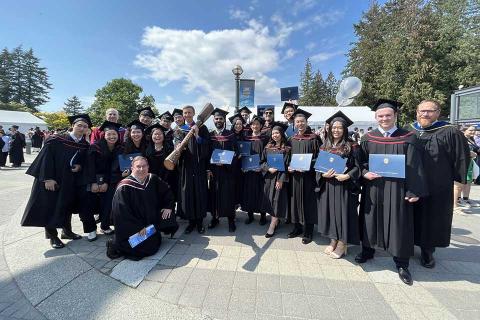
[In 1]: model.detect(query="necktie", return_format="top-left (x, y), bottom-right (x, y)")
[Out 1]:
top-left (384, 132), bottom-right (390, 137)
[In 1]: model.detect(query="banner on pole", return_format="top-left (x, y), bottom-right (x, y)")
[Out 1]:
top-left (239, 79), bottom-right (255, 107)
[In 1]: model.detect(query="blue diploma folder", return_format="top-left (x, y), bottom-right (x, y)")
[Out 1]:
top-left (242, 154), bottom-right (261, 171)
top-left (237, 141), bottom-right (251, 156)
top-left (128, 225), bottom-right (156, 248)
top-left (118, 153), bottom-right (142, 171)
top-left (280, 86), bottom-right (299, 101)
top-left (369, 154), bottom-right (405, 178)
top-left (210, 149), bottom-right (235, 165)
top-left (289, 153), bottom-right (313, 171)
top-left (267, 153), bottom-right (285, 171)
top-left (285, 125), bottom-right (297, 138)
top-left (314, 150), bottom-right (347, 174)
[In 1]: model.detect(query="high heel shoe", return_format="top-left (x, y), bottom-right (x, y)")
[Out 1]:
top-left (324, 239), bottom-right (338, 255)
top-left (265, 220), bottom-right (279, 238)
top-left (330, 241), bottom-right (347, 259)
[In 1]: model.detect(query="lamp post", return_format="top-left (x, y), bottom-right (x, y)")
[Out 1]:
top-left (232, 65), bottom-right (243, 113)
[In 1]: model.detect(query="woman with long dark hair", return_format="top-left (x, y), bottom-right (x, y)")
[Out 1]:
top-left (261, 122), bottom-right (291, 237)
top-left (145, 123), bottom-right (171, 182)
top-left (316, 111), bottom-right (360, 259)
top-left (229, 113), bottom-right (246, 209)
top-left (124, 120), bottom-right (147, 155)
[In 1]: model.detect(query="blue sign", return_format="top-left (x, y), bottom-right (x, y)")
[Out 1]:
top-left (280, 86), bottom-right (299, 101)
top-left (239, 79), bottom-right (255, 107)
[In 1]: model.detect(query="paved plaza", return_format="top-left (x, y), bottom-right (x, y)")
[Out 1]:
top-left (1, 153), bottom-right (480, 320)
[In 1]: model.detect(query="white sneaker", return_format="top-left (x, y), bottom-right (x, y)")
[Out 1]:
top-left (466, 199), bottom-right (480, 208)
top-left (87, 231), bottom-right (97, 242)
top-left (457, 199), bottom-right (471, 208)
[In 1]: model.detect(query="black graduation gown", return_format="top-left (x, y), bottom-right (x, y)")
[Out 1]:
top-left (111, 174), bottom-right (174, 259)
top-left (21, 134), bottom-right (89, 228)
top-left (145, 143), bottom-right (171, 182)
top-left (316, 144), bottom-right (361, 245)
top-left (241, 133), bottom-right (268, 213)
top-left (9, 132), bottom-right (25, 165)
top-left (358, 128), bottom-right (428, 258)
top-left (232, 131), bottom-right (244, 206)
top-left (208, 129), bottom-right (237, 218)
top-left (175, 123), bottom-right (210, 220)
top-left (31, 132), bottom-right (44, 148)
top-left (261, 122), bottom-right (273, 137)
top-left (409, 122), bottom-right (470, 248)
top-left (260, 144), bottom-right (291, 218)
top-left (288, 131), bottom-right (320, 225)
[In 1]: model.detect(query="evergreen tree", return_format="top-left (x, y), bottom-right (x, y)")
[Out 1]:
top-left (10, 46), bottom-right (25, 105)
top-left (310, 71), bottom-right (326, 105)
top-left (299, 58), bottom-right (315, 105)
top-left (22, 48), bottom-right (52, 111)
top-left (0, 48), bottom-right (14, 103)
top-left (63, 95), bottom-right (84, 115)
top-left (324, 72), bottom-right (339, 105)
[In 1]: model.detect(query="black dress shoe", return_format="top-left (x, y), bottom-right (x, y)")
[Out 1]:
top-left (197, 225), bottom-right (205, 234)
top-left (302, 236), bottom-right (312, 244)
top-left (208, 218), bottom-right (219, 229)
top-left (287, 228), bottom-right (302, 238)
top-left (106, 239), bottom-right (123, 260)
top-left (265, 232), bottom-right (275, 238)
top-left (355, 251), bottom-right (374, 263)
top-left (50, 237), bottom-right (65, 249)
top-left (420, 252), bottom-right (435, 269)
top-left (398, 267), bottom-right (413, 285)
top-left (228, 222), bottom-right (236, 232)
top-left (61, 230), bottom-right (82, 240)
top-left (185, 224), bottom-right (195, 234)
top-left (259, 215), bottom-right (267, 226)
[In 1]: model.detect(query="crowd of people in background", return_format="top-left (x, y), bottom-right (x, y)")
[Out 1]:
top-left (8, 99), bottom-right (480, 286)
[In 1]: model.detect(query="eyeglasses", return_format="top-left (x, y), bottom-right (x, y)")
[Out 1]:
top-left (264, 112), bottom-right (273, 115)
top-left (417, 109), bottom-right (439, 114)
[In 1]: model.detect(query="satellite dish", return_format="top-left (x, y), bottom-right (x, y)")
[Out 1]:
top-left (336, 76), bottom-right (362, 106)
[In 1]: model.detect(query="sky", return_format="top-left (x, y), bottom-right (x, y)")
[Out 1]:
top-left (0, 0), bottom-right (378, 114)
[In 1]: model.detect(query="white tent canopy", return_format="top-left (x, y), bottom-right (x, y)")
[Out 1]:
top-left (0, 110), bottom-right (48, 133)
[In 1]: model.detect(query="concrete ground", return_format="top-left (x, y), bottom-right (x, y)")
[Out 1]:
top-left (1, 152), bottom-right (480, 320)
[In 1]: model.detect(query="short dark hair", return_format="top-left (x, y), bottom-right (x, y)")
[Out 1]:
top-left (418, 99), bottom-right (441, 110)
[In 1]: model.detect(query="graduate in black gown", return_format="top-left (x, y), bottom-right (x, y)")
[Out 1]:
top-left (158, 111), bottom-right (175, 151)
top-left (81, 121), bottom-right (124, 241)
top-left (241, 115), bottom-right (268, 225)
top-left (9, 125), bottom-right (25, 167)
top-left (260, 106), bottom-right (274, 136)
top-left (287, 109), bottom-right (320, 244)
top-left (107, 156), bottom-right (174, 260)
top-left (21, 114), bottom-right (92, 248)
top-left (409, 100), bottom-right (470, 268)
top-left (281, 102), bottom-right (298, 138)
top-left (229, 113), bottom-right (246, 209)
top-left (261, 122), bottom-right (291, 238)
top-left (316, 111), bottom-right (360, 259)
top-left (175, 105), bottom-right (210, 234)
top-left (170, 108), bottom-right (185, 219)
top-left (238, 106), bottom-right (252, 136)
top-left (145, 123), bottom-right (172, 182)
top-left (357, 99), bottom-right (428, 285)
top-left (207, 108), bottom-right (238, 232)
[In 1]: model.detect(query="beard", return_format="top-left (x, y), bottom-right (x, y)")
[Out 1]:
top-left (417, 117), bottom-right (434, 127)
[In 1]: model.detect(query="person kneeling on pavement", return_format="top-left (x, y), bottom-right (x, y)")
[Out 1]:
top-left (107, 156), bottom-right (177, 260)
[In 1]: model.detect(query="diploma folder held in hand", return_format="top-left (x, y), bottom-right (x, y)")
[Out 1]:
top-left (314, 150), bottom-right (347, 174)
top-left (289, 153), bottom-right (313, 171)
top-left (369, 154), bottom-right (405, 178)
top-left (267, 153), bottom-right (285, 171)
top-left (210, 149), bottom-right (235, 165)
top-left (242, 154), bottom-right (261, 171)
top-left (118, 153), bottom-right (142, 171)
top-left (237, 141), bottom-right (251, 156)
top-left (128, 224), bottom-right (156, 248)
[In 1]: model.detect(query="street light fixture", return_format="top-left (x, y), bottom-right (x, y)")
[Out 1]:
top-left (232, 65), bottom-right (243, 113)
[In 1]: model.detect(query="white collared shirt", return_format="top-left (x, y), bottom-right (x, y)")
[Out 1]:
top-left (215, 129), bottom-right (224, 135)
top-left (69, 132), bottom-right (82, 143)
top-left (377, 125), bottom-right (398, 137)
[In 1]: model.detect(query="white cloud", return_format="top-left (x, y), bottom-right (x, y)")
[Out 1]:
top-left (313, 10), bottom-right (345, 28)
top-left (134, 25), bottom-right (284, 107)
top-left (229, 8), bottom-right (250, 22)
top-left (310, 50), bottom-right (344, 63)
top-left (283, 48), bottom-right (298, 60)
top-left (292, 0), bottom-right (317, 16)
top-left (306, 42), bottom-right (316, 51)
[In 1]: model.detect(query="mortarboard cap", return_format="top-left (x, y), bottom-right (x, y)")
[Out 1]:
top-left (211, 108), bottom-right (229, 118)
top-left (159, 111), bottom-right (173, 121)
top-left (371, 99), bottom-right (403, 112)
top-left (172, 108), bottom-right (183, 117)
top-left (68, 114), bottom-right (92, 128)
top-left (271, 122), bottom-right (288, 132)
top-left (281, 102), bottom-right (298, 114)
top-left (250, 115), bottom-right (265, 127)
top-left (127, 119), bottom-right (146, 131)
top-left (145, 123), bottom-right (166, 135)
top-left (238, 106), bottom-right (252, 114)
top-left (137, 106), bottom-right (155, 118)
top-left (325, 111), bottom-right (354, 127)
top-left (292, 108), bottom-right (312, 120)
top-left (11, 125), bottom-right (19, 129)
top-left (228, 113), bottom-right (246, 125)
top-left (99, 121), bottom-right (122, 132)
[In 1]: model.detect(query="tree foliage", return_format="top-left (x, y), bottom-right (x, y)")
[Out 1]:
top-left (63, 95), bottom-right (84, 116)
top-left (0, 46), bottom-right (52, 112)
top-left (35, 111), bottom-right (69, 130)
top-left (344, 0), bottom-right (480, 122)
top-left (299, 58), bottom-right (340, 106)
top-left (87, 78), bottom-right (158, 126)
